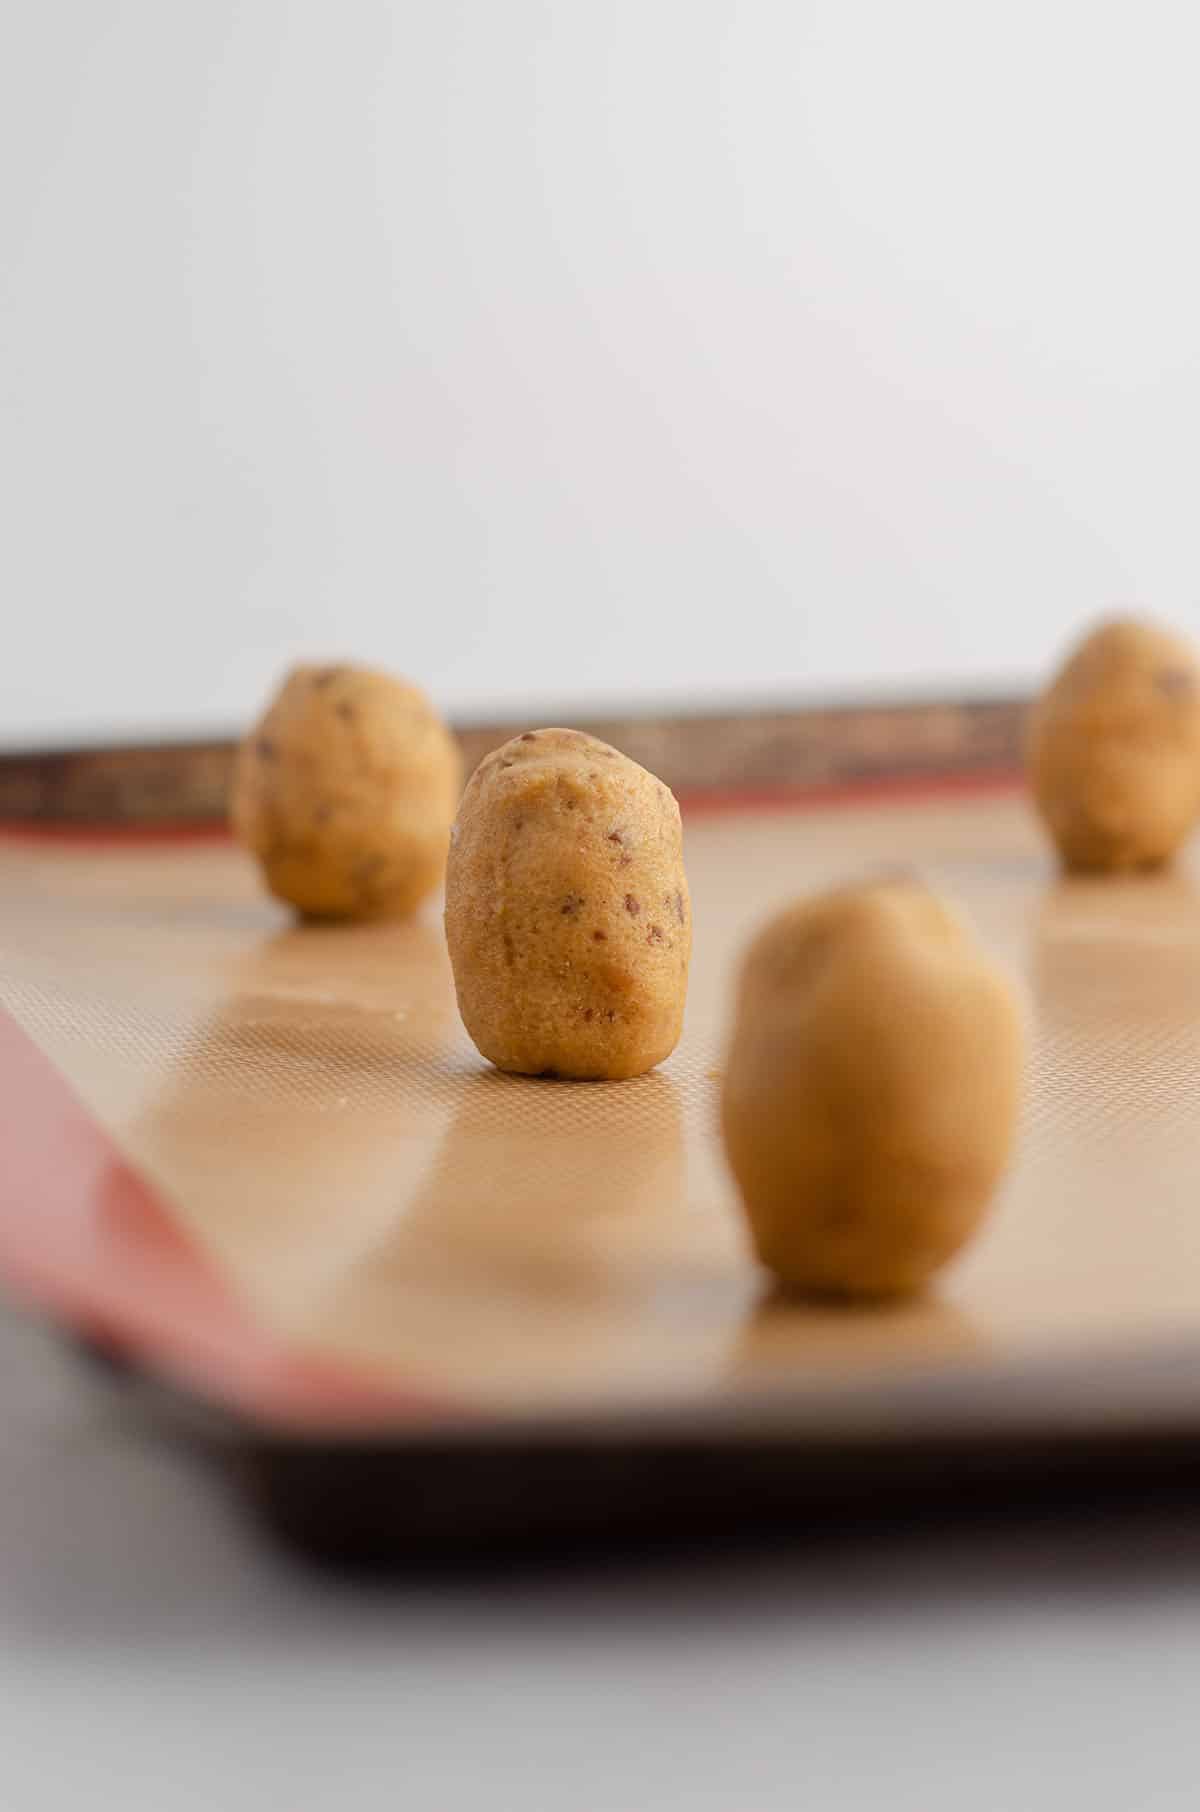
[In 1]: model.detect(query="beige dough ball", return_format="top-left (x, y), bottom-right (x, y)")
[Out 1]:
top-left (444, 729), bottom-right (691, 1079)
top-left (721, 879), bottom-right (1024, 1299)
top-left (1027, 616), bottom-right (1200, 873)
top-left (230, 663), bottom-right (461, 920)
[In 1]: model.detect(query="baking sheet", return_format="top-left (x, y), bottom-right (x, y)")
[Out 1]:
top-left (4, 786), bottom-right (1200, 1431)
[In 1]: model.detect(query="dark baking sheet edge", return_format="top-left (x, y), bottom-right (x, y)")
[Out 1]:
top-left (0, 696), bottom-right (1027, 825)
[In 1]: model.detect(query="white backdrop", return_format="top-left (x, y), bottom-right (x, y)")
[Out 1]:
top-left (4, 1), bottom-right (1200, 748)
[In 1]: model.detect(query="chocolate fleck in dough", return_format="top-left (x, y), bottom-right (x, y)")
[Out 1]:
top-left (230, 664), bottom-right (461, 920)
top-left (1027, 615), bottom-right (1200, 873)
top-left (721, 879), bottom-right (1024, 1299)
top-left (444, 729), bottom-right (691, 1079)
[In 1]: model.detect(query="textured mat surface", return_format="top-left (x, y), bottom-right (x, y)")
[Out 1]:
top-left (4, 790), bottom-right (1200, 1427)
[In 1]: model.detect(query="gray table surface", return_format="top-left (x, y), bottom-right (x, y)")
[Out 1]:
top-left (2, 1303), bottom-right (1198, 1812)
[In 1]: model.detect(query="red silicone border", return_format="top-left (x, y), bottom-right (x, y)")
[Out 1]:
top-left (0, 1008), bottom-right (460, 1432)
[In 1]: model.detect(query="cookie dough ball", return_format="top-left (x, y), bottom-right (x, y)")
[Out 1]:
top-left (444, 729), bottom-right (690, 1079)
top-left (230, 663), bottom-right (461, 920)
top-left (721, 879), bottom-right (1024, 1298)
top-left (1027, 616), bottom-right (1200, 873)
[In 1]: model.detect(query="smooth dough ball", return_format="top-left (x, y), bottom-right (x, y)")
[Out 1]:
top-left (721, 879), bottom-right (1024, 1299)
top-left (230, 663), bottom-right (461, 920)
top-left (444, 728), bottom-right (691, 1079)
top-left (1027, 616), bottom-right (1200, 873)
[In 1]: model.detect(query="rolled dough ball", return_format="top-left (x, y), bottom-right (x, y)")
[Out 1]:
top-left (444, 729), bottom-right (691, 1079)
top-left (721, 879), bottom-right (1024, 1298)
top-left (1027, 616), bottom-right (1200, 873)
top-left (230, 663), bottom-right (461, 920)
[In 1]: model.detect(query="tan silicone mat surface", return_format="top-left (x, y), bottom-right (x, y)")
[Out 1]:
top-left (4, 788), bottom-right (1200, 1421)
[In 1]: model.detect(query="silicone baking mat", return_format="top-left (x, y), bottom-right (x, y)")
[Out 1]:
top-left (5, 782), bottom-right (1200, 1440)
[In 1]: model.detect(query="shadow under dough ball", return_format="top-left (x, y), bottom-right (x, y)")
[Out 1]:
top-left (1027, 615), bottom-right (1200, 873)
top-left (444, 729), bottom-right (691, 1080)
top-left (721, 879), bottom-right (1025, 1299)
top-left (230, 663), bottom-right (461, 920)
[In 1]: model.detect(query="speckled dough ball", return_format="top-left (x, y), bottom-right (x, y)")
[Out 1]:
top-left (1028, 616), bottom-right (1200, 873)
top-left (444, 729), bottom-right (691, 1080)
top-left (721, 880), bottom-right (1024, 1299)
top-left (230, 663), bottom-right (461, 920)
